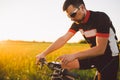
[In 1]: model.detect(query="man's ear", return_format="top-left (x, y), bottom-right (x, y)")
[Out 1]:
top-left (80, 4), bottom-right (86, 10)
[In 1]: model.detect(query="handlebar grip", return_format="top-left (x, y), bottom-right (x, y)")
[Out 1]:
top-left (39, 58), bottom-right (46, 63)
top-left (39, 58), bottom-right (46, 69)
top-left (62, 69), bottom-right (80, 79)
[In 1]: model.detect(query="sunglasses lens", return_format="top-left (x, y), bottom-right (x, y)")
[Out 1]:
top-left (70, 13), bottom-right (77, 17)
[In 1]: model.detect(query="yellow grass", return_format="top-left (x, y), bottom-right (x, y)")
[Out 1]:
top-left (0, 40), bottom-right (119, 80)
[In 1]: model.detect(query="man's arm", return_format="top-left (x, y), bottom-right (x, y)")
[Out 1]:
top-left (41, 32), bottom-right (75, 56)
top-left (58, 36), bottom-right (108, 65)
top-left (74, 36), bottom-right (108, 60)
top-left (36, 31), bottom-right (75, 64)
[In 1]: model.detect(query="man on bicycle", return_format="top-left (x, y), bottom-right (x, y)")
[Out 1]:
top-left (36, 0), bottom-right (119, 80)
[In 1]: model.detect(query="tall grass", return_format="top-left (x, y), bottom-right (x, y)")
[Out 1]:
top-left (0, 41), bottom-right (119, 80)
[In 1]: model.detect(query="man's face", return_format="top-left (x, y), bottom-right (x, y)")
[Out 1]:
top-left (66, 5), bottom-right (85, 23)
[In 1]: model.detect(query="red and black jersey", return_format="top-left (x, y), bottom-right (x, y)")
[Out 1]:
top-left (68, 11), bottom-right (119, 57)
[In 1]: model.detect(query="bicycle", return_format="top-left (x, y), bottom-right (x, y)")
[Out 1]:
top-left (38, 58), bottom-right (80, 80)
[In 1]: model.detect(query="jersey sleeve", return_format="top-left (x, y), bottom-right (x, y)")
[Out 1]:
top-left (68, 23), bottom-right (79, 34)
top-left (96, 13), bottom-right (111, 38)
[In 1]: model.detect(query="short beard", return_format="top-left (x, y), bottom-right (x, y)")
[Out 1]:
top-left (76, 13), bottom-right (85, 24)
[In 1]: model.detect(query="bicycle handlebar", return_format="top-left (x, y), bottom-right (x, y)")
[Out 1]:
top-left (39, 58), bottom-right (80, 79)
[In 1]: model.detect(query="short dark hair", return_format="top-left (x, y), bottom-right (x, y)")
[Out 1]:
top-left (63, 0), bottom-right (85, 11)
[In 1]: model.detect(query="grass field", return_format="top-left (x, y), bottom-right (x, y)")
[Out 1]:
top-left (0, 40), bottom-right (119, 80)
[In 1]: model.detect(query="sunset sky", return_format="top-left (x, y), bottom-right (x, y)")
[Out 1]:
top-left (0, 0), bottom-right (120, 42)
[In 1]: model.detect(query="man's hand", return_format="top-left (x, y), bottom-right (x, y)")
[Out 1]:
top-left (36, 53), bottom-right (46, 65)
top-left (56, 54), bottom-right (76, 65)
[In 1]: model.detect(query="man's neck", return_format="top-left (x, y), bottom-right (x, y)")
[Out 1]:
top-left (81, 10), bottom-right (90, 24)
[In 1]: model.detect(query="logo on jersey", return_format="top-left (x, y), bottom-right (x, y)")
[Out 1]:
top-left (79, 29), bottom-right (97, 38)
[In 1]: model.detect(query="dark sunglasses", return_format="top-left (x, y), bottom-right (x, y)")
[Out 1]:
top-left (69, 8), bottom-right (79, 18)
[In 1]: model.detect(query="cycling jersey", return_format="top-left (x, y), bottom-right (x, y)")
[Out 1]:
top-left (68, 10), bottom-right (119, 80)
top-left (68, 10), bottom-right (119, 57)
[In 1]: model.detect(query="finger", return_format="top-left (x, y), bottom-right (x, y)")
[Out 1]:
top-left (36, 56), bottom-right (41, 65)
top-left (61, 57), bottom-right (68, 65)
top-left (36, 58), bottom-right (40, 65)
top-left (63, 59), bottom-right (69, 65)
top-left (56, 56), bottom-right (63, 61)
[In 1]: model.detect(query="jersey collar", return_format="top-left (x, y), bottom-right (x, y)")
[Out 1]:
top-left (82, 10), bottom-right (90, 24)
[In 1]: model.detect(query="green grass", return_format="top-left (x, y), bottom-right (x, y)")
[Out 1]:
top-left (0, 40), bottom-right (119, 80)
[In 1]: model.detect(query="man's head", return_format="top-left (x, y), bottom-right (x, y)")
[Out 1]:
top-left (63, 0), bottom-right (85, 11)
top-left (63, 0), bottom-right (86, 23)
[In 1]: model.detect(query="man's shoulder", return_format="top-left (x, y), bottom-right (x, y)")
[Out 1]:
top-left (89, 10), bottom-right (110, 22)
top-left (90, 10), bottom-right (108, 17)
